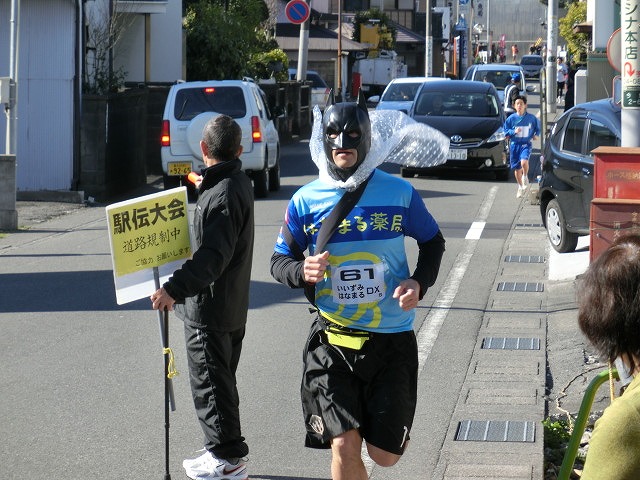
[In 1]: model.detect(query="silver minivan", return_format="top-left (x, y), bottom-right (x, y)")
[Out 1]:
top-left (463, 63), bottom-right (529, 103)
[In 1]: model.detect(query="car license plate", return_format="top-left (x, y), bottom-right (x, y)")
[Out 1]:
top-left (168, 162), bottom-right (192, 176)
top-left (448, 149), bottom-right (467, 160)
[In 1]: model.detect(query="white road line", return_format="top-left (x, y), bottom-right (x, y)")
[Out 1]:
top-left (465, 221), bottom-right (486, 240)
top-left (416, 186), bottom-right (498, 371)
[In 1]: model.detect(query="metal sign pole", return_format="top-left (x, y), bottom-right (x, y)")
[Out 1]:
top-left (545, 0), bottom-right (557, 114)
top-left (154, 267), bottom-right (174, 480)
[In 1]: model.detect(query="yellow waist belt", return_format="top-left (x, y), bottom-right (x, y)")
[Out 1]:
top-left (321, 315), bottom-right (371, 351)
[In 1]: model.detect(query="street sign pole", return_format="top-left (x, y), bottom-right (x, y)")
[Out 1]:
top-left (425, 0), bottom-right (432, 77)
top-left (546, 0), bottom-right (557, 115)
top-left (154, 267), bottom-right (174, 480)
top-left (621, 0), bottom-right (640, 147)
top-left (287, 0), bottom-right (311, 82)
top-left (6, 0), bottom-right (18, 155)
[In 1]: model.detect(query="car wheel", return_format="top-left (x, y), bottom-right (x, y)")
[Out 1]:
top-left (268, 152), bottom-right (281, 192)
top-left (253, 167), bottom-right (269, 199)
top-left (163, 174), bottom-right (180, 190)
top-left (545, 198), bottom-right (579, 253)
top-left (401, 167), bottom-right (417, 178)
top-left (496, 168), bottom-right (510, 181)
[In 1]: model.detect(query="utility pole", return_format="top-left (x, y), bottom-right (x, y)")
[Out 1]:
top-left (1, 0), bottom-right (19, 230)
top-left (337, 0), bottom-right (343, 100)
top-left (486, 0), bottom-right (490, 59)
top-left (545, 0), bottom-right (557, 114)
top-left (621, 0), bottom-right (640, 146)
top-left (6, 0), bottom-right (19, 155)
top-left (425, 0), bottom-right (432, 76)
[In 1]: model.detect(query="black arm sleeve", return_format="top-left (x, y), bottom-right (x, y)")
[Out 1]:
top-left (270, 252), bottom-right (306, 289)
top-left (410, 229), bottom-right (446, 299)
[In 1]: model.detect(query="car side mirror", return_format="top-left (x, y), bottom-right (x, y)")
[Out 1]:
top-left (368, 95), bottom-right (380, 104)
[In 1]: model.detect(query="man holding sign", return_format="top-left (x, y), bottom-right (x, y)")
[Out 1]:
top-left (151, 115), bottom-right (254, 480)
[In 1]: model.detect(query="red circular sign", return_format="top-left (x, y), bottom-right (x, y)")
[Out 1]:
top-left (607, 28), bottom-right (621, 73)
top-left (285, 0), bottom-right (310, 25)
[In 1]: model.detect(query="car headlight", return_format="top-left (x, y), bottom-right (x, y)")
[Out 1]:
top-left (486, 127), bottom-right (506, 144)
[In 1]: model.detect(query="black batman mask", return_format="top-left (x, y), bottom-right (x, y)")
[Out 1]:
top-left (322, 91), bottom-right (371, 182)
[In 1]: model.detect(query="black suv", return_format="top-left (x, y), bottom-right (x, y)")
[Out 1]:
top-left (539, 99), bottom-right (621, 252)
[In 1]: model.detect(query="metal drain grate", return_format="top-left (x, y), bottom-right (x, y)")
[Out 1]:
top-left (504, 255), bottom-right (545, 263)
top-left (482, 337), bottom-right (540, 350)
top-left (515, 223), bottom-right (544, 228)
top-left (455, 420), bottom-right (536, 442)
top-left (497, 282), bottom-right (544, 292)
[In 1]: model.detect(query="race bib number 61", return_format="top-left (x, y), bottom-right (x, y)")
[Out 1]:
top-left (332, 263), bottom-right (385, 304)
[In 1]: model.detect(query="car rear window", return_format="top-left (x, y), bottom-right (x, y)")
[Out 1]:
top-left (307, 73), bottom-right (328, 88)
top-left (173, 86), bottom-right (247, 121)
top-left (562, 118), bottom-right (586, 154)
top-left (587, 120), bottom-right (620, 152)
top-left (414, 91), bottom-right (500, 117)
top-left (289, 71), bottom-right (328, 88)
top-left (475, 70), bottom-right (515, 90)
top-left (381, 82), bottom-right (422, 101)
top-left (521, 56), bottom-right (543, 65)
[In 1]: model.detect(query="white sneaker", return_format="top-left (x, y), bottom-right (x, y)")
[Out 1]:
top-left (183, 450), bottom-right (248, 480)
top-left (522, 175), bottom-right (529, 187)
top-left (183, 449), bottom-right (208, 472)
top-left (516, 186), bottom-right (523, 198)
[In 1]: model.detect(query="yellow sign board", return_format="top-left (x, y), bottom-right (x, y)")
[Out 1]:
top-left (107, 188), bottom-right (191, 277)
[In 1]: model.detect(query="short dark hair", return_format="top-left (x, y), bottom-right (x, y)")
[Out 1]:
top-left (202, 115), bottom-right (242, 162)
top-left (578, 234), bottom-right (640, 373)
top-left (513, 95), bottom-right (527, 105)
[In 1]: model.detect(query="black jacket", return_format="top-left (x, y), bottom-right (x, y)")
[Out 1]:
top-left (164, 159), bottom-right (254, 331)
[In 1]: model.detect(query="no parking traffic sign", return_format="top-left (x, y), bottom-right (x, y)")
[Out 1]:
top-left (285, 0), bottom-right (310, 24)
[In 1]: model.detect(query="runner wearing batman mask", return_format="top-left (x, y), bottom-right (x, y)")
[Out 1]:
top-left (270, 92), bottom-right (446, 479)
top-left (322, 91), bottom-right (371, 181)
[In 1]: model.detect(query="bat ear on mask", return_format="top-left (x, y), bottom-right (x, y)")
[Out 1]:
top-left (357, 90), bottom-right (367, 111)
top-left (325, 89), bottom-right (335, 110)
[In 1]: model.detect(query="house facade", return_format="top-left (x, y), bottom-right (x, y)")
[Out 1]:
top-left (0, 0), bottom-right (182, 194)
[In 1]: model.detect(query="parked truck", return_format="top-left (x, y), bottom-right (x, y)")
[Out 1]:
top-left (352, 50), bottom-right (407, 98)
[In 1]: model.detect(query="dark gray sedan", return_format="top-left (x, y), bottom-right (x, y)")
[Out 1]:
top-left (402, 80), bottom-right (509, 180)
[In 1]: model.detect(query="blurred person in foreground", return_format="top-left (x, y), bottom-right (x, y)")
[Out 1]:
top-left (151, 115), bottom-right (254, 480)
top-left (577, 234), bottom-right (640, 480)
top-left (270, 92), bottom-right (448, 479)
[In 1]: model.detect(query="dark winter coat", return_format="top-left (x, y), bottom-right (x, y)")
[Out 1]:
top-left (164, 158), bottom-right (254, 331)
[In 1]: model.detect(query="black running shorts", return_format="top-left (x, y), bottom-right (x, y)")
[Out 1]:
top-left (301, 319), bottom-right (418, 455)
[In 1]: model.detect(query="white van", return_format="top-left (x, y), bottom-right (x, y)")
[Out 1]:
top-left (288, 69), bottom-right (331, 110)
top-left (370, 77), bottom-right (447, 114)
top-left (160, 80), bottom-right (280, 198)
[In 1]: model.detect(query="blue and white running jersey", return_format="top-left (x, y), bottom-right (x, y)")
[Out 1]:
top-left (504, 112), bottom-right (540, 145)
top-left (274, 169), bottom-right (440, 333)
